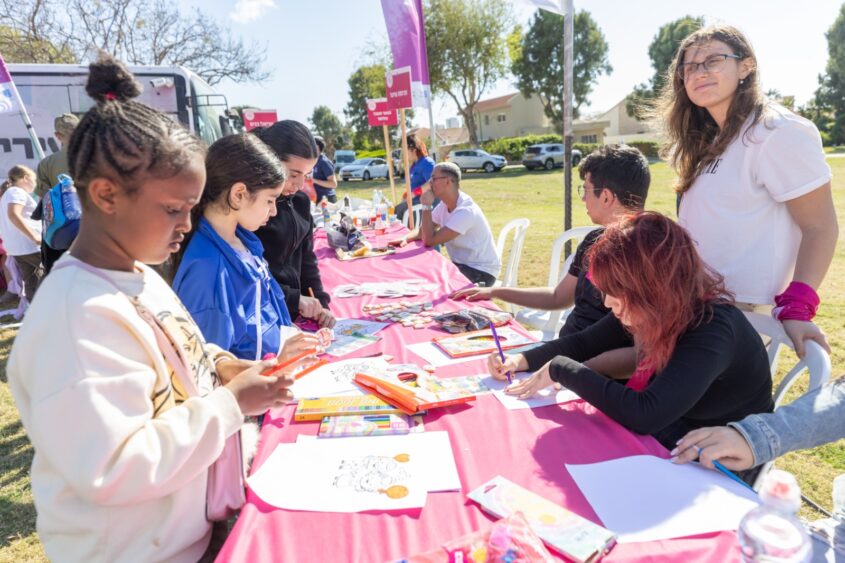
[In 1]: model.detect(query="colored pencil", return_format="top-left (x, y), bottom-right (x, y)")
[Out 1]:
top-left (308, 287), bottom-right (316, 298)
top-left (697, 447), bottom-right (756, 493)
top-left (489, 321), bottom-right (511, 383)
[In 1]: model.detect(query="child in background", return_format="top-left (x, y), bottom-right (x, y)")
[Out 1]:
top-left (173, 133), bottom-right (319, 362)
top-left (0, 165), bottom-right (43, 302)
top-left (7, 55), bottom-right (313, 562)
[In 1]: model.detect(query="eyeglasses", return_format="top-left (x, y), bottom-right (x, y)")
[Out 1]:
top-left (430, 175), bottom-right (449, 184)
top-left (676, 53), bottom-right (741, 81)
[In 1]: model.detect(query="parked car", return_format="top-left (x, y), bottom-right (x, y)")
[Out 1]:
top-left (448, 149), bottom-right (506, 173)
top-left (333, 150), bottom-right (356, 170)
top-left (340, 158), bottom-right (390, 181)
top-left (521, 143), bottom-right (582, 170)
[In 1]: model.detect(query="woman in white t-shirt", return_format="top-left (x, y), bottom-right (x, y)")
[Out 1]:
top-left (657, 24), bottom-right (837, 357)
top-left (0, 165), bottom-right (43, 301)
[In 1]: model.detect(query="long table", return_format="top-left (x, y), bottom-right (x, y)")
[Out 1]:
top-left (217, 228), bottom-right (741, 562)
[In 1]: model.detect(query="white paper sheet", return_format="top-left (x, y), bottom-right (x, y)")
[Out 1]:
top-left (482, 375), bottom-right (580, 410)
top-left (291, 357), bottom-right (390, 399)
top-left (295, 431), bottom-right (461, 492)
top-left (407, 341), bottom-right (481, 367)
top-left (566, 455), bottom-right (760, 543)
top-left (247, 442), bottom-right (427, 512)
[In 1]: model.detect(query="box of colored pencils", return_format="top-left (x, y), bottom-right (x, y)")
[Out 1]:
top-left (294, 394), bottom-right (404, 422)
top-left (318, 414), bottom-right (416, 438)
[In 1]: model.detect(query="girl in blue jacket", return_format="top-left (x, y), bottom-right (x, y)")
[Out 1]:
top-left (173, 133), bottom-right (318, 361)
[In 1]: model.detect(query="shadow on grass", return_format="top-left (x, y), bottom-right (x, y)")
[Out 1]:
top-left (0, 418), bottom-right (36, 549)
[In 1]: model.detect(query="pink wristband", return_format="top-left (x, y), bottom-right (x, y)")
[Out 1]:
top-left (772, 281), bottom-right (819, 322)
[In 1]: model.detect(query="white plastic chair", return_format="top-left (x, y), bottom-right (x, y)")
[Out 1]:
top-left (743, 311), bottom-right (831, 490)
top-left (494, 219), bottom-right (530, 305)
top-left (402, 204), bottom-right (424, 229)
top-left (515, 226), bottom-right (600, 340)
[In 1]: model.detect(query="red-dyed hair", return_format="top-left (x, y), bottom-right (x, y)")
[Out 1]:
top-left (406, 134), bottom-right (428, 157)
top-left (587, 212), bottom-right (733, 374)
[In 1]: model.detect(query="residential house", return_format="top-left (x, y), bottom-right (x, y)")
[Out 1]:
top-left (592, 98), bottom-right (662, 144)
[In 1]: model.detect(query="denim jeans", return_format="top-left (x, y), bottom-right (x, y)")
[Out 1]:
top-left (729, 377), bottom-right (845, 467)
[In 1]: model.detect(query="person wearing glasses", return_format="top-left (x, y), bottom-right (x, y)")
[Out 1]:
top-left (389, 162), bottom-right (500, 287)
top-left (394, 133), bottom-right (436, 223)
top-left (657, 24), bottom-right (837, 359)
top-left (452, 145), bottom-right (650, 341)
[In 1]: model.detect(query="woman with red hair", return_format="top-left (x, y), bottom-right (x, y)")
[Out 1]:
top-left (488, 212), bottom-right (773, 449)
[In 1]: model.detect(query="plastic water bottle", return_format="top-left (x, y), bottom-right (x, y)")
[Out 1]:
top-left (372, 189), bottom-right (379, 209)
top-left (320, 196), bottom-right (331, 228)
top-left (738, 470), bottom-right (812, 562)
top-left (834, 474), bottom-right (845, 523)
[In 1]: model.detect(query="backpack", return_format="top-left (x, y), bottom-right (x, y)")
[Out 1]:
top-left (42, 174), bottom-right (82, 250)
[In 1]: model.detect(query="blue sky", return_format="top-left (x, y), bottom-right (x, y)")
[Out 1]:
top-left (179, 0), bottom-right (842, 127)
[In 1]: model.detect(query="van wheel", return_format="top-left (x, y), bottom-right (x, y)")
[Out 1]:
top-left (483, 162), bottom-right (495, 173)
top-left (572, 155), bottom-right (581, 166)
top-left (544, 158), bottom-right (554, 170)
top-left (363, 171), bottom-right (371, 181)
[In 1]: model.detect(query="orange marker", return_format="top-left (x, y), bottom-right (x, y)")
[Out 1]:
top-left (262, 348), bottom-right (318, 377)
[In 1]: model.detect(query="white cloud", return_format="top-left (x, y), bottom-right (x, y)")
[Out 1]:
top-left (230, 0), bottom-right (277, 23)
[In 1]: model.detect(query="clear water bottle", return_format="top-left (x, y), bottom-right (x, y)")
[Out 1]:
top-left (738, 470), bottom-right (812, 562)
top-left (834, 474), bottom-right (845, 522)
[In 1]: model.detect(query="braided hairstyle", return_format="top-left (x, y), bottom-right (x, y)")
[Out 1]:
top-left (67, 53), bottom-right (205, 201)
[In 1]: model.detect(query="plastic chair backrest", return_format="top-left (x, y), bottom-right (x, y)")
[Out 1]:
top-left (744, 311), bottom-right (831, 489)
top-left (495, 218), bottom-right (530, 288)
top-left (402, 204), bottom-right (424, 229)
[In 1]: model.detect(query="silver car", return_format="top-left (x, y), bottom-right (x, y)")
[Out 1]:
top-left (521, 143), bottom-right (582, 170)
top-left (340, 158), bottom-right (390, 181)
top-left (448, 149), bottom-right (507, 173)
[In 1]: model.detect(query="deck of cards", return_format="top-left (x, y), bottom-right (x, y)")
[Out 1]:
top-left (362, 301), bottom-right (438, 329)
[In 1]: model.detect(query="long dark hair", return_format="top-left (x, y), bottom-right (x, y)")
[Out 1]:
top-left (653, 24), bottom-right (765, 194)
top-left (172, 133), bottom-right (287, 272)
top-left (253, 120), bottom-right (318, 162)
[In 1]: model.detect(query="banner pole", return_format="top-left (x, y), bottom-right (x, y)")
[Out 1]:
top-left (400, 108), bottom-right (414, 230)
top-left (383, 125), bottom-right (398, 203)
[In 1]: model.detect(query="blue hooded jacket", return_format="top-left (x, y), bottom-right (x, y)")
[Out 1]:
top-left (173, 217), bottom-right (292, 360)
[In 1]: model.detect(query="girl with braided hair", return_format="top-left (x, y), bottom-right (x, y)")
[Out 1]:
top-left (6, 54), bottom-right (313, 562)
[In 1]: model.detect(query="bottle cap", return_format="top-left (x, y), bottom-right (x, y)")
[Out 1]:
top-left (761, 469), bottom-right (801, 513)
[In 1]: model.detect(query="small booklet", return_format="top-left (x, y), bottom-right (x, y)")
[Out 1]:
top-left (468, 476), bottom-right (616, 563)
top-left (318, 414), bottom-right (423, 438)
top-left (354, 371), bottom-right (476, 415)
top-left (294, 394), bottom-right (405, 422)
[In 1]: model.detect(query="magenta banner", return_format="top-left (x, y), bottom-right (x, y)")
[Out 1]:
top-left (380, 0), bottom-right (431, 108)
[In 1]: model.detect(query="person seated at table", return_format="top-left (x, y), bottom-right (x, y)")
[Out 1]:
top-left (172, 133), bottom-right (318, 361)
top-left (394, 133), bottom-right (435, 222)
top-left (253, 120), bottom-right (336, 328)
top-left (7, 54), bottom-right (311, 563)
top-left (452, 144), bottom-right (651, 338)
top-left (487, 212), bottom-right (774, 450)
top-left (671, 376), bottom-right (845, 472)
top-left (389, 162), bottom-right (501, 287)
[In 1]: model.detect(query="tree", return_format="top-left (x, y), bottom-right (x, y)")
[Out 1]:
top-left (625, 15), bottom-right (704, 118)
top-left (816, 3), bottom-right (845, 145)
top-left (309, 106), bottom-right (344, 155)
top-left (344, 64), bottom-right (389, 150)
top-left (0, 0), bottom-right (270, 85)
top-left (509, 9), bottom-right (611, 130)
top-left (425, 0), bottom-right (513, 146)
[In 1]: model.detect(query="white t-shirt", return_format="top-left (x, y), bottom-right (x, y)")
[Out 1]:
top-left (431, 192), bottom-right (501, 277)
top-left (7, 255), bottom-right (242, 563)
top-left (0, 186), bottom-right (41, 255)
top-left (678, 104), bottom-right (831, 304)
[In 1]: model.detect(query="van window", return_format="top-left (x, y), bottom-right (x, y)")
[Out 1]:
top-left (191, 76), bottom-right (226, 145)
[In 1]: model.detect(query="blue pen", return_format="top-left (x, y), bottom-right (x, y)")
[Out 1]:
top-left (697, 446), bottom-right (756, 493)
top-left (489, 321), bottom-right (511, 383)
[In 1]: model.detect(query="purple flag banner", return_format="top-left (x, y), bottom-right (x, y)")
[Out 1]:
top-left (380, 0), bottom-right (431, 109)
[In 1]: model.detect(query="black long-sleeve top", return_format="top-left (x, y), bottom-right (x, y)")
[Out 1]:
top-left (255, 191), bottom-right (330, 317)
top-left (523, 304), bottom-right (773, 445)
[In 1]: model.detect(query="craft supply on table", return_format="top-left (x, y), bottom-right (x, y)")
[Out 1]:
top-left (433, 326), bottom-right (536, 359)
top-left (291, 357), bottom-right (391, 399)
top-left (468, 475), bottom-right (617, 562)
top-left (483, 375), bottom-right (579, 411)
top-left (332, 279), bottom-right (438, 299)
top-left (362, 300), bottom-right (439, 329)
top-left (433, 306), bottom-right (512, 334)
top-left (294, 394), bottom-right (405, 422)
top-left (318, 414), bottom-right (423, 438)
top-left (354, 370), bottom-right (477, 415)
top-left (565, 454), bottom-right (760, 544)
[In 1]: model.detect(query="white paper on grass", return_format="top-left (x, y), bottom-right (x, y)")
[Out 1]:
top-left (482, 374), bottom-right (580, 410)
top-left (290, 357), bottom-right (390, 399)
top-left (295, 431), bottom-right (461, 492)
top-left (407, 341), bottom-right (481, 368)
top-left (247, 442), bottom-right (427, 512)
top-left (566, 455), bottom-right (760, 543)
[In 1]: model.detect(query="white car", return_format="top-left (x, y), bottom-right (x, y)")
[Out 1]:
top-left (340, 158), bottom-right (390, 181)
top-left (448, 149), bottom-right (506, 173)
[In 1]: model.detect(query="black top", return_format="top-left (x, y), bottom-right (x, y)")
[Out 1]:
top-left (523, 304), bottom-right (773, 447)
top-left (255, 191), bottom-right (331, 316)
top-left (559, 228), bottom-right (609, 337)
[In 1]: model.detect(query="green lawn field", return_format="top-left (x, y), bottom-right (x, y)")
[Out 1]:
top-left (1, 159), bottom-right (842, 561)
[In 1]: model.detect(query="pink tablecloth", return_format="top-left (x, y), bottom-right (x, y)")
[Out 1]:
top-left (217, 230), bottom-right (741, 563)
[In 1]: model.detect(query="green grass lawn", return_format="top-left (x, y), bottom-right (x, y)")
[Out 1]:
top-left (1, 159), bottom-right (842, 560)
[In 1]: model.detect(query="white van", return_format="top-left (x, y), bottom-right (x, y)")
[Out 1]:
top-left (1, 64), bottom-right (235, 173)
